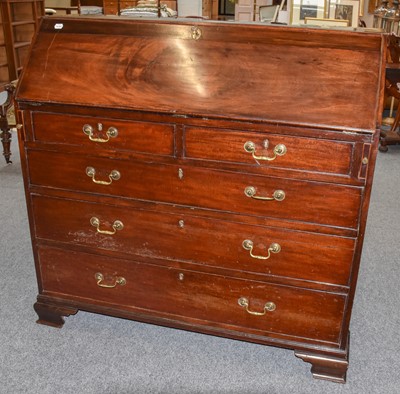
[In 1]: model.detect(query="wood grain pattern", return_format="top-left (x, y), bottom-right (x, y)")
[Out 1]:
top-left (38, 246), bottom-right (346, 345)
top-left (27, 149), bottom-right (363, 229)
top-left (32, 112), bottom-right (175, 155)
top-left (184, 127), bottom-right (355, 175)
top-left (17, 17), bottom-right (383, 131)
top-left (32, 194), bottom-right (356, 287)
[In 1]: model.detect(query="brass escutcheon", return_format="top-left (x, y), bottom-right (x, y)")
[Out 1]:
top-left (238, 297), bottom-right (276, 316)
top-left (244, 186), bottom-right (285, 201)
top-left (95, 272), bottom-right (126, 288)
top-left (191, 26), bottom-right (202, 40)
top-left (242, 239), bottom-right (281, 260)
top-left (244, 140), bottom-right (287, 162)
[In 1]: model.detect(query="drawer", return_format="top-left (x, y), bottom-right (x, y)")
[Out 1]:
top-left (185, 127), bottom-right (354, 176)
top-left (32, 195), bottom-right (355, 286)
top-left (31, 112), bottom-right (175, 156)
top-left (28, 150), bottom-right (362, 229)
top-left (38, 246), bottom-right (346, 345)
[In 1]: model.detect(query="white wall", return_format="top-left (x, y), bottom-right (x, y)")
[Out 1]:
top-left (363, 0), bottom-right (374, 27)
top-left (177, 0), bottom-right (203, 17)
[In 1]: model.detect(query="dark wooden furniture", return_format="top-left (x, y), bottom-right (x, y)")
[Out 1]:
top-left (380, 34), bottom-right (400, 151)
top-left (15, 17), bottom-right (386, 383)
top-left (0, 0), bottom-right (44, 84)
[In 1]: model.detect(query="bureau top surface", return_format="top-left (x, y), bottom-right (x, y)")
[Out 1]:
top-left (16, 16), bottom-right (385, 132)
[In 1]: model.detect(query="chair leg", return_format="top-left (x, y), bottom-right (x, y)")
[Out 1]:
top-left (1, 128), bottom-right (12, 164)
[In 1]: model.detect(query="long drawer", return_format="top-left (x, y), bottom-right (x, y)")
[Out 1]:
top-left (184, 127), bottom-right (355, 176)
top-left (38, 246), bottom-right (346, 345)
top-left (27, 150), bottom-right (363, 229)
top-left (31, 112), bottom-right (175, 156)
top-left (32, 195), bottom-right (355, 286)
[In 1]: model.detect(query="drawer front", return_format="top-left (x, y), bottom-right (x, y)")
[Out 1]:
top-left (38, 246), bottom-right (346, 344)
top-left (31, 112), bottom-right (175, 156)
top-left (32, 195), bottom-right (355, 286)
top-left (185, 127), bottom-right (355, 176)
top-left (28, 150), bottom-right (362, 229)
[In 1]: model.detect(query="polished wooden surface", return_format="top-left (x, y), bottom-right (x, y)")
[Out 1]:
top-left (32, 112), bottom-right (175, 154)
top-left (27, 149), bottom-right (363, 228)
top-left (17, 17), bottom-right (384, 130)
top-left (38, 245), bottom-right (346, 344)
top-left (32, 195), bottom-right (355, 289)
top-left (185, 126), bottom-right (356, 175)
top-left (15, 17), bottom-right (386, 383)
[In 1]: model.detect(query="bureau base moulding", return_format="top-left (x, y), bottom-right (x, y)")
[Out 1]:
top-left (34, 294), bottom-right (350, 383)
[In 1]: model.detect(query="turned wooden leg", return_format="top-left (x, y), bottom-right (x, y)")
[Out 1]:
top-left (294, 349), bottom-right (349, 383)
top-left (379, 131), bottom-right (389, 152)
top-left (379, 143), bottom-right (389, 152)
top-left (34, 301), bottom-right (78, 328)
top-left (0, 128), bottom-right (12, 163)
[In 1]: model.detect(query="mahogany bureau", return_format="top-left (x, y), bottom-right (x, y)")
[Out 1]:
top-left (15, 17), bottom-right (386, 383)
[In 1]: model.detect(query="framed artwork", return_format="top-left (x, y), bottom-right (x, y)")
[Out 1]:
top-left (328, 0), bottom-right (360, 27)
top-left (304, 16), bottom-right (350, 26)
top-left (290, 0), bottom-right (326, 25)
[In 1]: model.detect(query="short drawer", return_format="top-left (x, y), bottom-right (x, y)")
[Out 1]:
top-left (31, 112), bottom-right (175, 156)
top-left (185, 127), bottom-right (354, 176)
top-left (32, 195), bottom-right (355, 286)
top-left (28, 150), bottom-right (363, 229)
top-left (38, 246), bottom-right (346, 345)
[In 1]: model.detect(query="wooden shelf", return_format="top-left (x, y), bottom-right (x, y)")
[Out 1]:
top-left (0, 0), bottom-right (44, 83)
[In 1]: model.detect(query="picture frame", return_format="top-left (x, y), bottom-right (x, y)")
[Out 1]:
top-left (304, 17), bottom-right (350, 26)
top-left (328, 0), bottom-right (360, 27)
top-left (290, 0), bottom-right (326, 25)
top-left (259, 5), bottom-right (280, 23)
